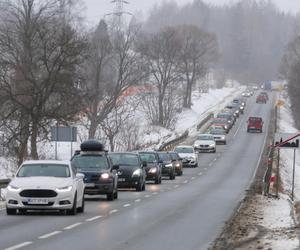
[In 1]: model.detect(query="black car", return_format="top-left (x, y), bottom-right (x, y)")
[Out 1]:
top-left (108, 152), bottom-right (146, 191)
top-left (169, 151), bottom-right (183, 176)
top-left (157, 152), bottom-right (176, 180)
top-left (138, 151), bottom-right (162, 184)
top-left (71, 139), bottom-right (118, 201)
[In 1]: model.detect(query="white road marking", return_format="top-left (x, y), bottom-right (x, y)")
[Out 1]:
top-left (86, 216), bottom-right (102, 222)
top-left (183, 180), bottom-right (188, 184)
top-left (123, 203), bottom-right (131, 207)
top-left (152, 192), bottom-right (158, 195)
top-left (135, 199), bottom-right (141, 202)
top-left (174, 185), bottom-right (179, 188)
top-left (204, 168), bottom-right (207, 171)
top-left (109, 209), bottom-right (118, 214)
top-left (209, 162), bottom-right (213, 166)
top-left (38, 231), bottom-right (61, 239)
top-left (63, 222), bottom-right (82, 230)
top-left (191, 177), bottom-right (195, 180)
top-left (144, 194), bottom-right (151, 198)
top-left (198, 172), bottom-right (203, 176)
top-left (213, 158), bottom-right (217, 161)
top-left (4, 241), bottom-right (33, 250)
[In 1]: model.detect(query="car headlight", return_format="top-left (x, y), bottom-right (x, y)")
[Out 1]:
top-left (224, 125), bottom-right (228, 129)
top-left (240, 106), bottom-right (244, 110)
top-left (132, 169), bottom-right (142, 176)
top-left (56, 185), bottom-right (73, 192)
top-left (149, 167), bottom-right (157, 173)
top-left (175, 163), bottom-right (180, 167)
top-left (194, 143), bottom-right (199, 147)
top-left (101, 173), bottom-right (110, 179)
top-left (188, 156), bottom-right (196, 160)
top-left (7, 185), bottom-right (21, 192)
top-left (165, 163), bottom-right (173, 168)
top-left (210, 143), bottom-right (215, 147)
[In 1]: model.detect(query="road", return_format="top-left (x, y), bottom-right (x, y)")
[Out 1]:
top-left (0, 92), bottom-right (274, 250)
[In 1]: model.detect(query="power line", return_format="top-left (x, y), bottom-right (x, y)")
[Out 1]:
top-left (105, 0), bottom-right (132, 30)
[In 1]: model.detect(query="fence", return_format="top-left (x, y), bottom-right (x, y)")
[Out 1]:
top-left (158, 112), bottom-right (214, 151)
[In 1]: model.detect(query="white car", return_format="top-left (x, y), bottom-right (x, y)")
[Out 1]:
top-left (193, 134), bottom-right (216, 153)
top-left (5, 160), bottom-right (85, 215)
top-left (174, 145), bottom-right (198, 167)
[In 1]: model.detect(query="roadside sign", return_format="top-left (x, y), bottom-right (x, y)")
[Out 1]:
top-left (274, 133), bottom-right (300, 148)
top-left (276, 100), bottom-right (284, 107)
top-left (51, 126), bottom-right (77, 142)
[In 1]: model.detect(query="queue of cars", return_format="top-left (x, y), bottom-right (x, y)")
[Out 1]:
top-left (192, 96), bottom-right (247, 153)
top-left (5, 139), bottom-right (196, 215)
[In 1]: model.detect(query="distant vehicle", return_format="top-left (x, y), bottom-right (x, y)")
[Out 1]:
top-left (71, 139), bottom-right (119, 200)
top-left (260, 91), bottom-right (269, 100)
top-left (211, 117), bottom-right (231, 132)
top-left (232, 98), bottom-right (246, 113)
top-left (169, 151), bottom-right (183, 176)
top-left (174, 145), bottom-right (198, 168)
top-left (256, 94), bottom-right (267, 104)
top-left (217, 111), bottom-right (236, 125)
top-left (247, 117), bottom-right (264, 133)
top-left (109, 152), bottom-right (146, 191)
top-left (263, 81), bottom-right (272, 90)
top-left (157, 152), bottom-right (176, 180)
top-left (6, 160), bottom-right (85, 215)
top-left (209, 127), bottom-right (227, 144)
top-left (138, 151), bottom-right (162, 184)
top-left (194, 134), bottom-right (216, 153)
top-left (252, 86), bottom-right (259, 90)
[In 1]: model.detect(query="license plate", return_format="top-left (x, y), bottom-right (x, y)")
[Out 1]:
top-left (118, 178), bottom-right (125, 182)
top-left (27, 198), bottom-right (49, 205)
top-left (85, 183), bottom-right (95, 187)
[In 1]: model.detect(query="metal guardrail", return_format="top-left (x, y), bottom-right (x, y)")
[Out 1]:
top-left (0, 178), bottom-right (10, 201)
top-left (158, 112), bottom-right (214, 151)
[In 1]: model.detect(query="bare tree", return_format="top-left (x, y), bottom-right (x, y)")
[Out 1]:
top-left (100, 96), bottom-right (140, 152)
top-left (82, 19), bottom-right (145, 139)
top-left (137, 26), bottom-right (182, 127)
top-left (178, 25), bottom-right (219, 108)
top-left (0, 0), bottom-right (86, 162)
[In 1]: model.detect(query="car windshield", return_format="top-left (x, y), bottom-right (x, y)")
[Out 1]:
top-left (175, 147), bottom-right (194, 153)
top-left (210, 129), bottom-right (225, 135)
top-left (170, 153), bottom-right (179, 160)
top-left (72, 155), bottom-right (110, 170)
top-left (109, 153), bottom-right (139, 166)
top-left (197, 135), bottom-right (214, 140)
top-left (217, 114), bottom-right (230, 119)
top-left (139, 153), bottom-right (156, 163)
top-left (17, 164), bottom-right (70, 178)
top-left (158, 152), bottom-right (171, 161)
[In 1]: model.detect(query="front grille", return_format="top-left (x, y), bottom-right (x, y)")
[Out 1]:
top-left (200, 145), bottom-right (209, 148)
top-left (90, 175), bottom-right (100, 182)
top-left (20, 189), bottom-right (57, 198)
top-left (22, 201), bottom-right (54, 206)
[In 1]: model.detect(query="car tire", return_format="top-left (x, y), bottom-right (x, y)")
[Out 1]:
top-left (136, 182), bottom-right (143, 192)
top-left (155, 176), bottom-right (160, 184)
top-left (107, 191), bottom-right (114, 201)
top-left (178, 170), bottom-right (183, 176)
top-left (194, 163), bottom-right (198, 168)
top-left (142, 182), bottom-right (146, 191)
top-left (77, 195), bottom-right (85, 213)
top-left (19, 209), bottom-right (27, 215)
top-left (67, 193), bottom-right (77, 215)
top-left (170, 171), bottom-right (175, 180)
top-left (114, 189), bottom-right (118, 199)
top-left (6, 208), bottom-right (16, 215)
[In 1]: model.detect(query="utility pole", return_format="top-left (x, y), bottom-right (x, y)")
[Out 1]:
top-left (105, 0), bottom-right (132, 31)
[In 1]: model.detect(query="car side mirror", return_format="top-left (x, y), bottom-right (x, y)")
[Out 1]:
top-left (159, 160), bottom-right (163, 164)
top-left (76, 173), bottom-right (84, 179)
top-left (112, 164), bottom-right (119, 170)
top-left (142, 161), bottom-right (147, 167)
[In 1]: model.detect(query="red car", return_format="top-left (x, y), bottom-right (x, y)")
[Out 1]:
top-left (247, 117), bottom-right (263, 133)
top-left (256, 94), bottom-right (267, 104)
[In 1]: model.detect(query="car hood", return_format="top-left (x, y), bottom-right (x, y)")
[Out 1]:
top-left (10, 177), bottom-right (72, 189)
top-left (118, 165), bottom-right (140, 175)
top-left (178, 153), bottom-right (196, 158)
top-left (194, 140), bottom-right (215, 145)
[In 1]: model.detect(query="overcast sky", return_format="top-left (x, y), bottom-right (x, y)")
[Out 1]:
top-left (83, 0), bottom-right (300, 25)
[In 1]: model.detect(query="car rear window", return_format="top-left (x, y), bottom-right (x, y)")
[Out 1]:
top-left (109, 153), bottom-right (139, 166)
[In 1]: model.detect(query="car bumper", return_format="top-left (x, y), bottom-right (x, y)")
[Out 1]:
top-left (194, 146), bottom-right (215, 152)
top-left (84, 182), bottom-right (114, 195)
top-left (117, 177), bottom-right (141, 188)
top-left (146, 172), bottom-right (159, 180)
top-left (6, 191), bottom-right (75, 210)
top-left (161, 167), bottom-right (173, 176)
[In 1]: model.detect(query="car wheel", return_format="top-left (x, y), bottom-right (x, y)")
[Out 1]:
top-left (67, 193), bottom-right (77, 215)
top-left (107, 191), bottom-right (114, 201)
top-left (178, 170), bottom-right (183, 176)
top-left (6, 208), bottom-right (16, 215)
top-left (142, 182), bottom-right (146, 191)
top-left (77, 194), bottom-right (85, 213)
top-left (136, 182), bottom-right (143, 192)
top-left (159, 176), bottom-right (162, 184)
top-left (155, 175), bottom-right (160, 184)
top-left (170, 171), bottom-right (175, 180)
top-left (114, 189), bottom-right (118, 199)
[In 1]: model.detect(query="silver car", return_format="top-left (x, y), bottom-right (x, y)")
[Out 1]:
top-left (174, 145), bottom-right (198, 167)
top-left (5, 160), bottom-right (85, 215)
top-left (193, 134), bottom-right (216, 153)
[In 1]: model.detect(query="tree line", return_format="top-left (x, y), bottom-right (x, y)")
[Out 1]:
top-left (0, 0), bottom-right (219, 164)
